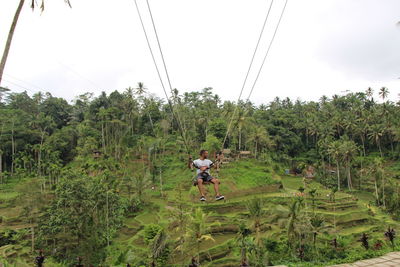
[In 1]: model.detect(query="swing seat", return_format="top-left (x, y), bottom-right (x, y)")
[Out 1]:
top-left (192, 178), bottom-right (220, 187)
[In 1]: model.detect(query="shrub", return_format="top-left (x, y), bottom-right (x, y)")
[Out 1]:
top-left (143, 224), bottom-right (162, 243)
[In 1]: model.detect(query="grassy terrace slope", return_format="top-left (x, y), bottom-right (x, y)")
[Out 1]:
top-left (1, 158), bottom-right (399, 266)
top-left (104, 159), bottom-right (400, 267)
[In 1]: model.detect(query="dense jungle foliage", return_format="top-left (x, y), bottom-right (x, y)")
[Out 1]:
top-left (0, 85), bottom-right (399, 266)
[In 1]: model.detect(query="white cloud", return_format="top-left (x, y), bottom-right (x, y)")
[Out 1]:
top-left (0, 0), bottom-right (399, 103)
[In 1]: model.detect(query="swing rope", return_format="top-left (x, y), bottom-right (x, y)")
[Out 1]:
top-left (221, 0), bottom-right (275, 151)
top-left (134, 0), bottom-right (289, 157)
top-left (221, 0), bottom-right (289, 152)
top-left (245, 0), bottom-right (289, 102)
top-left (134, 0), bottom-right (191, 154)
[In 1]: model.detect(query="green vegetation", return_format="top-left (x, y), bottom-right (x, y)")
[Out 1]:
top-left (0, 87), bottom-right (400, 266)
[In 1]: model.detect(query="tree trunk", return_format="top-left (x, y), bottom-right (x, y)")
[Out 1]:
top-left (159, 168), bottom-right (163, 197)
top-left (346, 159), bottom-right (352, 191)
top-left (102, 122), bottom-right (106, 154)
top-left (241, 246), bottom-right (247, 265)
top-left (38, 131), bottom-right (45, 176)
top-left (148, 113), bottom-right (154, 134)
top-left (313, 232), bottom-right (317, 248)
top-left (333, 195), bottom-right (336, 233)
top-left (305, 128), bottom-right (309, 147)
top-left (374, 176), bottom-right (379, 205)
top-left (197, 241), bottom-right (201, 265)
top-left (382, 174), bottom-right (386, 208)
top-left (106, 190), bottom-right (110, 247)
top-left (359, 159), bottom-right (363, 190)
top-left (336, 161), bottom-right (340, 191)
top-left (0, 0), bottom-right (25, 85)
top-left (0, 151), bottom-right (2, 175)
top-left (378, 139), bottom-right (383, 157)
top-left (239, 127), bottom-right (242, 150)
top-left (31, 226), bottom-right (35, 253)
top-left (390, 137), bottom-right (394, 154)
top-left (11, 119), bottom-right (15, 175)
top-left (360, 134), bottom-right (366, 157)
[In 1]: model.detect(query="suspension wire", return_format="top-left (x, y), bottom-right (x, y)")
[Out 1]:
top-left (245, 0), bottom-right (288, 102)
top-left (133, 0), bottom-right (191, 154)
top-left (145, 0), bottom-right (174, 98)
top-left (2, 78), bottom-right (37, 94)
top-left (144, 0), bottom-right (191, 152)
top-left (237, 0), bottom-right (289, 127)
top-left (4, 74), bottom-right (44, 91)
top-left (221, 0), bottom-right (275, 150)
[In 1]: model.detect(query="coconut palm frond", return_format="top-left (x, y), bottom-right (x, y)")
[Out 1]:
top-left (30, 0), bottom-right (72, 12)
top-left (151, 229), bottom-right (167, 259)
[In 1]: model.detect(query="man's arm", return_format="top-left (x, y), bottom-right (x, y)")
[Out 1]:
top-left (207, 159), bottom-right (216, 169)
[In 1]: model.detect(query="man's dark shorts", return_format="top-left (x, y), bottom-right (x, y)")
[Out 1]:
top-left (197, 173), bottom-right (214, 183)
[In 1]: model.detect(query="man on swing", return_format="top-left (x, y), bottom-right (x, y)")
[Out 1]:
top-left (189, 150), bottom-right (224, 201)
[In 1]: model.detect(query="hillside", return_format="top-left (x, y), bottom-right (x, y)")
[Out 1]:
top-left (2, 157), bottom-right (398, 266)
top-left (102, 158), bottom-right (400, 267)
top-left (0, 88), bottom-right (399, 266)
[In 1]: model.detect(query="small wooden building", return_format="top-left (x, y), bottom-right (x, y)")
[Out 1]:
top-left (238, 151), bottom-right (252, 159)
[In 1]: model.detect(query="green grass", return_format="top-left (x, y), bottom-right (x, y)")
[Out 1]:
top-left (219, 159), bottom-right (276, 189)
top-left (2, 158), bottom-right (400, 267)
top-left (0, 192), bottom-right (19, 202)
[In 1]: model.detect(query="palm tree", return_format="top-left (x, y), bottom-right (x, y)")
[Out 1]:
top-left (237, 114), bottom-right (246, 150)
top-left (308, 188), bottom-right (317, 214)
top-left (135, 82), bottom-right (148, 96)
top-left (368, 124), bottom-right (384, 157)
top-left (0, 0), bottom-right (72, 85)
top-left (185, 208), bottom-right (216, 265)
top-left (328, 141), bottom-right (342, 191)
top-left (0, 87), bottom-right (10, 102)
top-left (354, 118), bottom-right (368, 156)
top-left (287, 198), bottom-right (302, 246)
top-left (310, 215), bottom-right (326, 249)
top-left (236, 223), bottom-right (252, 265)
top-left (150, 229), bottom-right (168, 267)
top-left (379, 87), bottom-right (389, 101)
top-left (330, 187), bottom-right (338, 232)
top-left (369, 158), bottom-right (384, 206)
top-left (366, 87), bottom-right (373, 99)
top-left (340, 139), bottom-right (358, 191)
top-left (246, 237), bottom-right (268, 267)
top-left (247, 126), bottom-right (274, 158)
top-left (246, 198), bottom-right (264, 244)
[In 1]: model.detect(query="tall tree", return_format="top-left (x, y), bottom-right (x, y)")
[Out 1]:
top-left (379, 87), bottom-right (389, 102)
top-left (246, 198), bottom-right (264, 244)
top-left (328, 141), bottom-right (342, 191)
top-left (340, 139), bottom-right (358, 191)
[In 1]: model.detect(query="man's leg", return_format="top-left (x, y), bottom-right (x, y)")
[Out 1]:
top-left (210, 178), bottom-right (221, 196)
top-left (197, 178), bottom-right (206, 197)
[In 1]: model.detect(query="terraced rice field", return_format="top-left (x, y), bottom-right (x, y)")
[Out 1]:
top-left (1, 160), bottom-right (399, 266)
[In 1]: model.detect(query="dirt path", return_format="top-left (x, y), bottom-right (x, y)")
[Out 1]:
top-left (268, 252), bottom-right (400, 266)
top-left (327, 252), bottom-right (400, 267)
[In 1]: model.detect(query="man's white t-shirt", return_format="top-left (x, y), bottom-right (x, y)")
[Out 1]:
top-left (193, 159), bottom-right (213, 174)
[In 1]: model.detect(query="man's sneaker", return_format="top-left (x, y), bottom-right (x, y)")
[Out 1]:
top-left (200, 196), bottom-right (206, 201)
top-left (215, 195), bottom-right (225, 201)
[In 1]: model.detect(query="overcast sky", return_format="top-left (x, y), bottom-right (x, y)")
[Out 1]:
top-left (0, 0), bottom-right (399, 104)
